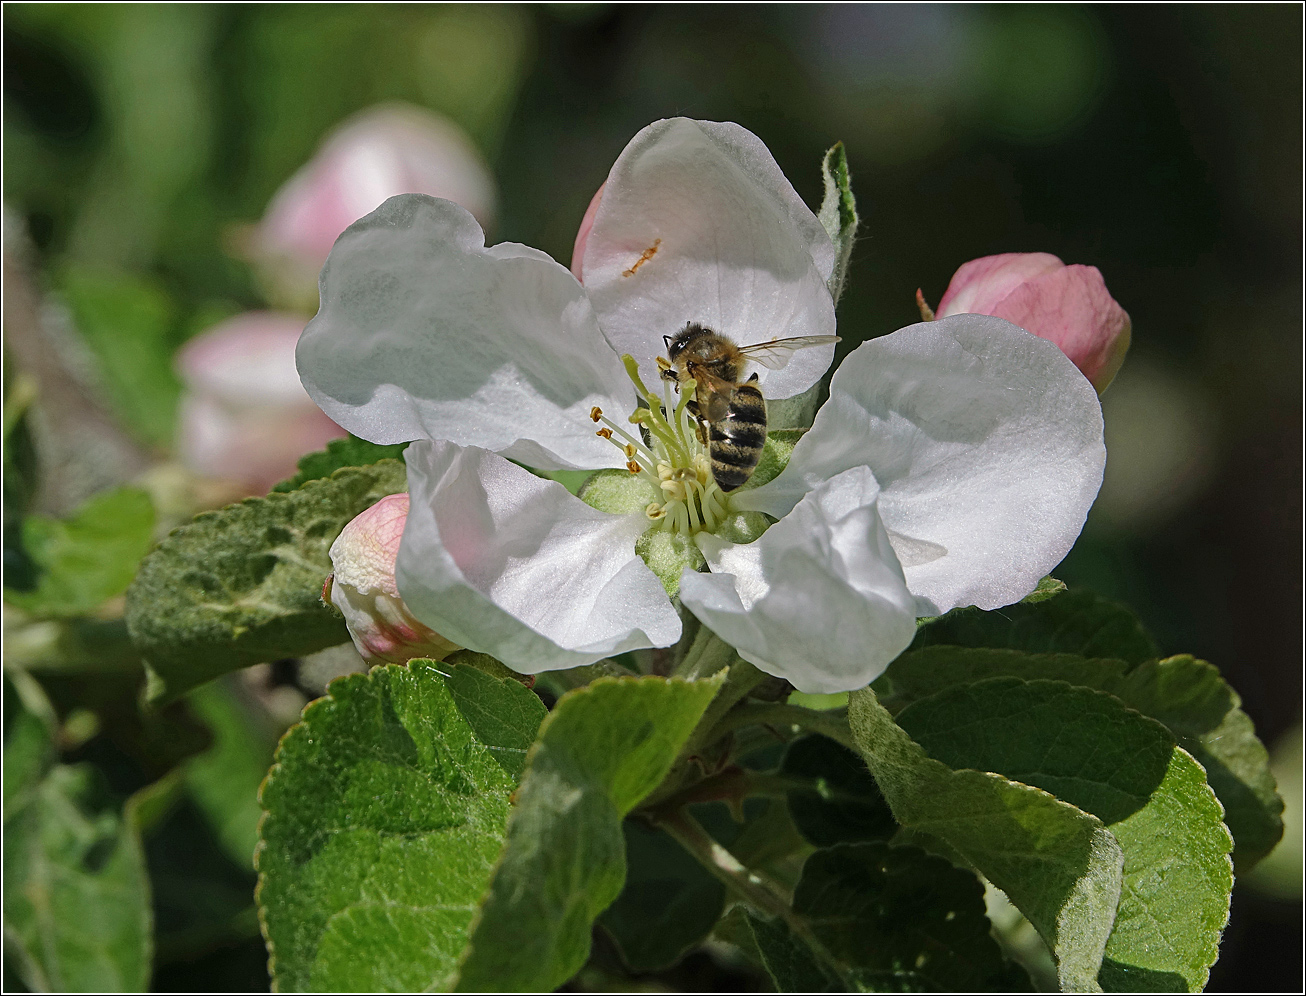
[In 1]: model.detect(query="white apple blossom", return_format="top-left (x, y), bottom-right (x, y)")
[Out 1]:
top-left (297, 117), bottom-right (1104, 693)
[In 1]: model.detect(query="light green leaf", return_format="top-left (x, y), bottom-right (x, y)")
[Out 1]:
top-left (912, 588), bottom-right (1159, 664)
top-left (599, 818), bottom-right (726, 973)
top-left (271, 436), bottom-right (409, 493)
top-left (848, 685), bottom-right (1123, 992)
top-left (454, 673), bottom-right (725, 992)
top-left (895, 678), bottom-right (1232, 992)
top-left (58, 268), bottom-right (181, 448)
top-left (793, 842), bottom-right (1032, 992)
top-left (3, 694), bottom-right (153, 993)
top-left (817, 142), bottom-right (858, 303)
top-left (875, 647), bottom-right (1282, 871)
top-left (256, 661), bottom-right (547, 992)
top-left (126, 460), bottom-right (406, 704)
top-left (5, 487), bottom-right (155, 619)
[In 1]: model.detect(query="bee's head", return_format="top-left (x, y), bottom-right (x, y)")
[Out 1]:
top-left (665, 321), bottom-right (707, 361)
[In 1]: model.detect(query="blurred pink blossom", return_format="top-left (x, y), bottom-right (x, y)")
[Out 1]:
top-left (175, 312), bottom-right (345, 494)
top-left (930, 252), bottom-right (1131, 392)
top-left (251, 103), bottom-right (496, 307)
top-left (326, 493), bottom-right (460, 665)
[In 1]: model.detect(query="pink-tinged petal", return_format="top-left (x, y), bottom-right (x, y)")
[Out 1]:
top-left (989, 264), bottom-right (1132, 391)
top-left (570, 182), bottom-right (605, 282)
top-left (176, 311), bottom-right (346, 493)
top-left (935, 252), bottom-right (1064, 317)
top-left (395, 440), bottom-right (681, 674)
top-left (328, 493), bottom-right (461, 665)
top-left (581, 118), bottom-right (837, 399)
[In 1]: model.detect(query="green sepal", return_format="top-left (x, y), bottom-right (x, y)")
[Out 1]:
top-left (817, 142), bottom-right (858, 304)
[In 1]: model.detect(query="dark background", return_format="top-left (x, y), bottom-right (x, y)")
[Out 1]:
top-left (5, 4), bottom-right (1302, 991)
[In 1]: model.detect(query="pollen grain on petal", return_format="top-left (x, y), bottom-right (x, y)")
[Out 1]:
top-left (622, 238), bottom-right (662, 277)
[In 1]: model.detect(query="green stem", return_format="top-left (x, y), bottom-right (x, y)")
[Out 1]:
top-left (656, 809), bottom-right (849, 986)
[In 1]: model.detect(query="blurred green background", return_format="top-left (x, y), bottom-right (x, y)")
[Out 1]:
top-left (4, 4), bottom-right (1300, 991)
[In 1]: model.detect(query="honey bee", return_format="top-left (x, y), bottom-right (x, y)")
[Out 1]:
top-left (659, 322), bottom-right (839, 491)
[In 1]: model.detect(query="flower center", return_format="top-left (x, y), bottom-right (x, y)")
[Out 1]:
top-left (590, 355), bottom-right (730, 536)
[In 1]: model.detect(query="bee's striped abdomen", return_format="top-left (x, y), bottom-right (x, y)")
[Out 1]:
top-left (709, 382), bottom-right (767, 491)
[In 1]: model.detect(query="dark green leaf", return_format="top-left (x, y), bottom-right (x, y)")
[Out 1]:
top-left (817, 142), bottom-right (858, 303)
top-left (126, 460), bottom-right (406, 704)
top-left (271, 435), bottom-right (409, 493)
top-left (875, 647), bottom-right (1283, 870)
top-left (454, 673), bottom-right (725, 992)
top-left (3, 692), bottom-right (153, 993)
top-left (256, 661), bottom-right (547, 992)
top-left (848, 686), bottom-right (1123, 991)
top-left (793, 842), bottom-right (1031, 992)
top-left (599, 818), bottom-right (726, 973)
top-left (782, 735), bottom-right (897, 847)
top-left (895, 678), bottom-right (1232, 992)
top-left (745, 909), bottom-right (844, 992)
top-left (5, 487), bottom-right (155, 619)
top-left (58, 268), bottom-right (181, 448)
top-left (912, 588), bottom-right (1159, 664)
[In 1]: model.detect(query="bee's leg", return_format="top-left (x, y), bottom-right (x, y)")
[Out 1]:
top-left (685, 400), bottom-right (709, 446)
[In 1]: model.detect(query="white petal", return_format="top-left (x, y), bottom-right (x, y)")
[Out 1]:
top-left (581, 118), bottom-right (837, 399)
top-left (297, 194), bottom-right (632, 470)
top-left (737, 315), bottom-right (1105, 615)
top-left (396, 439), bottom-right (682, 673)
top-left (679, 467), bottom-right (918, 694)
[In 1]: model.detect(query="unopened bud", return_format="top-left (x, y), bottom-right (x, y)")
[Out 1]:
top-left (327, 493), bottom-right (460, 665)
top-left (930, 252), bottom-right (1131, 393)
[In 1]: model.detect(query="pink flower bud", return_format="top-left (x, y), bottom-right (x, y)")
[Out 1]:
top-left (175, 312), bottom-right (346, 494)
top-left (251, 103), bottom-right (496, 307)
top-left (326, 493), bottom-right (460, 666)
top-left (933, 252), bottom-right (1131, 392)
top-left (570, 182), bottom-right (605, 282)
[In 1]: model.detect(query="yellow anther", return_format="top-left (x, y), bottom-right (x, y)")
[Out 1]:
top-left (590, 406), bottom-right (603, 422)
top-left (596, 427), bottom-right (613, 439)
top-left (624, 443), bottom-right (636, 458)
top-left (626, 460), bottom-right (642, 475)
top-left (645, 502), bottom-right (667, 520)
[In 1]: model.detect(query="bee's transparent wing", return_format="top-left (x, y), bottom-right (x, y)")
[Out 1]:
top-left (738, 335), bottom-right (840, 370)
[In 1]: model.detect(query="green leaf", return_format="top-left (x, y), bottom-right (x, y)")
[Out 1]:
top-left (745, 908), bottom-right (844, 992)
top-left (3, 695), bottom-right (153, 993)
top-left (454, 673), bottom-right (725, 992)
top-left (126, 460), bottom-right (406, 704)
top-left (5, 487), bottom-right (155, 619)
top-left (271, 435), bottom-right (409, 493)
top-left (912, 588), bottom-right (1159, 665)
top-left (875, 647), bottom-right (1283, 870)
top-left (58, 268), bottom-right (181, 448)
top-left (782, 735), bottom-right (897, 848)
top-left (256, 661), bottom-right (547, 992)
top-left (599, 818), bottom-right (726, 973)
top-left (184, 681), bottom-right (277, 869)
top-left (895, 678), bottom-right (1232, 992)
top-left (848, 685), bottom-right (1123, 992)
top-left (817, 142), bottom-right (858, 303)
top-left (792, 842), bottom-right (1032, 992)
